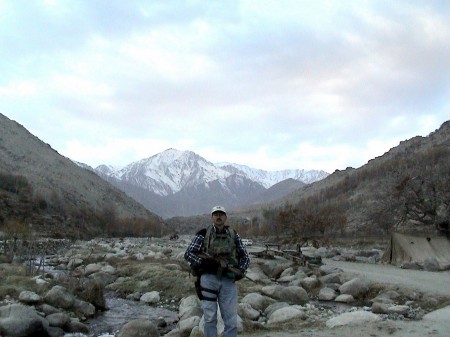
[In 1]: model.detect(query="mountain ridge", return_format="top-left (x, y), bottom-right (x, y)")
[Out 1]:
top-left (0, 113), bottom-right (165, 238)
top-left (92, 148), bottom-right (328, 218)
top-left (97, 148), bottom-right (328, 194)
top-left (229, 120), bottom-right (450, 236)
top-left (216, 162), bottom-right (327, 188)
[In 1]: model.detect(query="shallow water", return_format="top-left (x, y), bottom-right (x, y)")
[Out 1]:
top-left (34, 258), bottom-right (179, 336)
top-left (80, 292), bottom-right (179, 337)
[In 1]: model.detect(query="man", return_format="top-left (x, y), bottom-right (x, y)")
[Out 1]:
top-left (184, 206), bottom-right (250, 337)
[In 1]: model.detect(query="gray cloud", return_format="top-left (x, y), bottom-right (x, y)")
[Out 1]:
top-left (1, 0), bottom-right (448, 171)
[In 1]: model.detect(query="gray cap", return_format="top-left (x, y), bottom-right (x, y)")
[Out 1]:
top-left (211, 205), bottom-right (227, 215)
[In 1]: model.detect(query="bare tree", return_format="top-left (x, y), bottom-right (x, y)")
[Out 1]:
top-left (395, 170), bottom-right (449, 232)
top-left (276, 199), bottom-right (346, 239)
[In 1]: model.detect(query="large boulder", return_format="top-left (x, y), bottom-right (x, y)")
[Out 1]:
top-left (264, 302), bottom-right (290, 318)
top-left (178, 295), bottom-right (202, 321)
top-left (18, 290), bottom-right (42, 305)
top-left (260, 285), bottom-right (282, 298)
top-left (300, 276), bottom-right (320, 291)
top-left (279, 267), bottom-right (295, 278)
top-left (245, 266), bottom-right (272, 284)
top-left (100, 264), bottom-right (116, 274)
top-left (319, 265), bottom-right (343, 275)
top-left (267, 306), bottom-right (305, 324)
top-left (46, 312), bottom-right (71, 329)
top-left (279, 286), bottom-right (309, 305)
top-left (85, 263), bottom-right (102, 275)
top-left (140, 291), bottom-right (160, 305)
top-left (241, 293), bottom-right (276, 311)
top-left (259, 259), bottom-right (292, 279)
top-left (181, 316), bottom-right (202, 337)
top-left (47, 325), bottom-right (65, 337)
top-left (66, 320), bottom-right (90, 334)
top-left (117, 319), bottom-right (159, 337)
top-left (319, 272), bottom-right (342, 285)
top-left (326, 310), bottom-right (381, 328)
top-left (371, 302), bottom-right (390, 314)
top-left (261, 285), bottom-right (308, 305)
top-left (339, 278), bottom-right (369, 298)
top-left (67, 258), bottom-right (83, 269)
top-left (0, 303), bottom-right (50, 337)
top-left (318, 287), bottom-right (337, 301)
top-left (238, 303), bottom-right (260, 321)
top-left (38, 304), bottom-right (60, 316)
top-left (73, 299), bottom-right (96, 317)
top-left (90, 271), bottom-right (117, 286)
top-left (44, 286), bottom-right (75, 310)
top-left (335, 294), bottom-right (355, 303)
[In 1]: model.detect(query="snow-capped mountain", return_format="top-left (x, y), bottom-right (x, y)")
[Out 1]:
top-left (94, 148), bottom-right (329, 218)
top-left (95, 164), bottom-right (120, 176)
top-left (216, 162), bottom-right (328, 188)
top-left (113, 149), bottom-right (230, 196)
top-left (99, 149), bottom-right (328, 196)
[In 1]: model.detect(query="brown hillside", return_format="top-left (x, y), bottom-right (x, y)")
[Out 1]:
top-left (0, 113), bottom-right (166, 238)
top-left (231, 121), bottom-right (450, 238)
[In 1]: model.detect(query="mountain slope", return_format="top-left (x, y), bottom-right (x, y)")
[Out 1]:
top-left (95, 149), bottom-right (327, 218)
top-left (116, 149), bottom-right (230, 196)
top-left (232, 120), bottom-right (450, 236)
top-left (250, 178), bottom-right (306, 205)
top-left (0, 113), bottom-right (165, 238)
top-left (163, 173), bottom-right (267, 217)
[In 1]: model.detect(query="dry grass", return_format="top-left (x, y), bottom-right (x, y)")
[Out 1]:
top-left (111, 257), bottom-right (195, 301)
top-left (0, 263), bottom-right (50, 300)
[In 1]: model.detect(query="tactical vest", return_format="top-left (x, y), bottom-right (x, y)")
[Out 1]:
top-left (203, 225), bottom-right (239, 268)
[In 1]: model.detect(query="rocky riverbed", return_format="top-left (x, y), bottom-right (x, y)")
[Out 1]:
top-left (0, 236), bottom-right (449, 337)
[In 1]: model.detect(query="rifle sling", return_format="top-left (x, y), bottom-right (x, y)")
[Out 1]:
top-left (202, 295), bottom-right (217, 302)
top-left (201, 285), bottom-right (219, 302)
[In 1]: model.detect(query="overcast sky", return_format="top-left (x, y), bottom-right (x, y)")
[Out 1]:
top-left (1, 0), bottom-right (449, 173)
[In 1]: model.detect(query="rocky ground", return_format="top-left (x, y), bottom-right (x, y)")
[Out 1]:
top-left (240, 254), bottom-right (450, 337)
top-left (0, 236), bottom-right (449, 337)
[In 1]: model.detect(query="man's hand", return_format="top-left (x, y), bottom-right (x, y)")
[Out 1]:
top-left (233, 268), bottom-right (246, 281)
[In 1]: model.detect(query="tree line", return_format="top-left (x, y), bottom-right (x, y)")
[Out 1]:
top-left (0, 171), bottom-right (167, 240)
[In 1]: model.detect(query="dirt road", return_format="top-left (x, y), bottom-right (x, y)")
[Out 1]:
top-left (322, 258), bottom-right (450, 297)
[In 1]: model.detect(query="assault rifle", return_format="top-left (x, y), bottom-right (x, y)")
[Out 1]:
top-left (198, 252), bottom-right (253, 282)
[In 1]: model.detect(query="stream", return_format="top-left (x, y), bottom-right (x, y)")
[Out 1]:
top-left (32, 254), bottom-right (179, 336)
top-left (65, 291), bottom-right (179, 337)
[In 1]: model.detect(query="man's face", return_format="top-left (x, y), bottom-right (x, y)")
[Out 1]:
top-left (212, 211), bottom-right (227, 226)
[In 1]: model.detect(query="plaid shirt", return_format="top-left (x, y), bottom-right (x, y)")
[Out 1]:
top-left (184, 225), bottom-right (250, 271)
